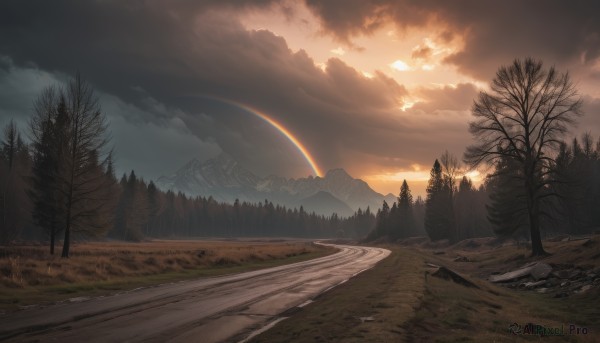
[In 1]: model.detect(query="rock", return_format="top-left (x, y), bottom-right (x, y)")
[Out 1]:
top-left (530, 263), bottom-right (553, 280)
top-left (357, 316), bottom-right (375, 323)
top-left (537, 288), bottom-right (550, 294)
top-left (577, 285), bottom-right (593, 293)
top-left (431, 266), bottom-right (480, 288)
top-left (570, 270), bottom-right (582, 279)
top-left (490, 263), bottom-right (552, 283)
top-left (454, 255), bottom-right (469, 262)
top-left (521, 280), bottom-right (547, 289)
top-left (545, 278), bottom-right (558, 287)
top-left (560, 281), bottom-right (571, 287)
top-left (553, 269), bottom-right (581, 279)
top-left (490, 265), bottom-right (535, 283)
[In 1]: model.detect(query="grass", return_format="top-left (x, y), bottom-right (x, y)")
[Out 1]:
top-left (250, 246), bottom-right (425, 343)
top-left (0, 239), bottom-right (335, 311)
top-left (251, 237), bottom-right (600, 342)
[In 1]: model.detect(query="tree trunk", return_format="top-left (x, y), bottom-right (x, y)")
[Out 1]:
top-left (50, 231), bottom-right (55, 255)
top-left (528, 203), bottom-right (547, 256)
top-left (61, 223), bottom-right (70, 258)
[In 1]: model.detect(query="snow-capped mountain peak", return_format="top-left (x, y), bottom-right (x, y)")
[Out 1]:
top-left (156, 155), bottom-right (393, 215)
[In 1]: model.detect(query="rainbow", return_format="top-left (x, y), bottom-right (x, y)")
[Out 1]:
top-left (199, 96), bottom-right (323, 177)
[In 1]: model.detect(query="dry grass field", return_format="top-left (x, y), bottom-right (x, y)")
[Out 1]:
top-left (0, 239), bottom-right (334, 310)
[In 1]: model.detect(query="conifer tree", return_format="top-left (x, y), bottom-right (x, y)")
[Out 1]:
top-left (1, 120), bottom-right (30, 244)
top-left (485, 152), bottom-right (528, 238)
top-left (29, 92), bottom-right (69, 253)
top-left (397, 179), bottom-right (415, 238)
top-left (425, 159), bottom-right (454, 241)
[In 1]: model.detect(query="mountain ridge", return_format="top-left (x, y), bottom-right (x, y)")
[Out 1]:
top-left (156, 153), bottom-right (394, 216)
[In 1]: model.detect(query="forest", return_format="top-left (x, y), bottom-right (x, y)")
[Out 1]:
top-left (369, 58), bottom-right (597, 257)
top-left (0, 59), bottom-right (597, 258)
top-left (0, 75), bottom-right (375, 257)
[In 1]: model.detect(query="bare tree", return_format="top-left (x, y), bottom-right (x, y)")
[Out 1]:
top-left (464, 58), bottom-right (582, 256)
top-left (60, 73), bottom-right (111, 257)
top-left (440, 150), bottom-right (461, 194)
top-left (29, 74), bottom-right (112, 257)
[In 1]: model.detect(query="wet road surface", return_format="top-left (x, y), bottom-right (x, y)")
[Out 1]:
top-left (0, 243), bottom-right (390, 343)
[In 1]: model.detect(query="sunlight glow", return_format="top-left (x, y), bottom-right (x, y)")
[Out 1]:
top-left (369, 170), bottom-right (430, 182)
top-left (330, 47), bottom-right (346, 56)
top-left (464, 170), bottom-right (482, 182)
top-left (401, 101), bottom-right (416, 111)
top-left (369, 167), bottom-right (483, 184)
top-left (390, 60), bottom-right (411, 71)
top-left (362, 71), bottom-right (374, 79)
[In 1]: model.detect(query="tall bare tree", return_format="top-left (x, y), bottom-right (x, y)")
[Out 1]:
top-left (29, 74), bottom-right (112, 257)
top-left (60, 73), bottom-right (111, 257)
top-left (464, 58), bottom-right (582, 256)
top-left (440, 150), bottom-right (461, 194)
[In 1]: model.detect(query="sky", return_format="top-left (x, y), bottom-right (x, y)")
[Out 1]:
top-left (1, 0), bottom-right (600, 197)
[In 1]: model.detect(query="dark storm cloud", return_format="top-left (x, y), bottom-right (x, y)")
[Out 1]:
top-left (578, 96), bottom-right (600, 136)
top-left (304, 0), bottom-right (600, 80)
top-left (0, 0), bottom-right (425, 178)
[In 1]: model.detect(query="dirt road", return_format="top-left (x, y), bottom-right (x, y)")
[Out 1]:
top-left (0, 243), bottom-right (389, 342)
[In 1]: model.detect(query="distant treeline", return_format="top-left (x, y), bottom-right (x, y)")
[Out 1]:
top-left (111, 170), bottom-right (375, 241)
top-left (366, 135), bottom-right (600, 244)
top-left (366, 154), bottom-right (491, 243)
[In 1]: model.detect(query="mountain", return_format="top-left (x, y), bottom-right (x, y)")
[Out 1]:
top-left (257, 168), bottom-right (392, 211)
top-left (156, 153), bottom-right (262, 202)
top-left (299, 191), bottom-right (354, 217)
top-left (156, 153), bottom-right (394, 215)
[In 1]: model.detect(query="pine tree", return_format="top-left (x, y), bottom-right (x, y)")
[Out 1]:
top-left (29, 91), bottom-right (70, 253)
top-left (1, 120), bottom-right (29, 244)
top-left (397, 179), bottom-right (415, 238)
top-left (367, 200), bottom-right (389, 241)
top-left (425, 159), bottom-right (454, 241)
top-left (485, 153), bottom-right (528, 238)
top-left (1, 120), bottom-right (17, 172)
top-left (454, 176), bottom-right (490, 240)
